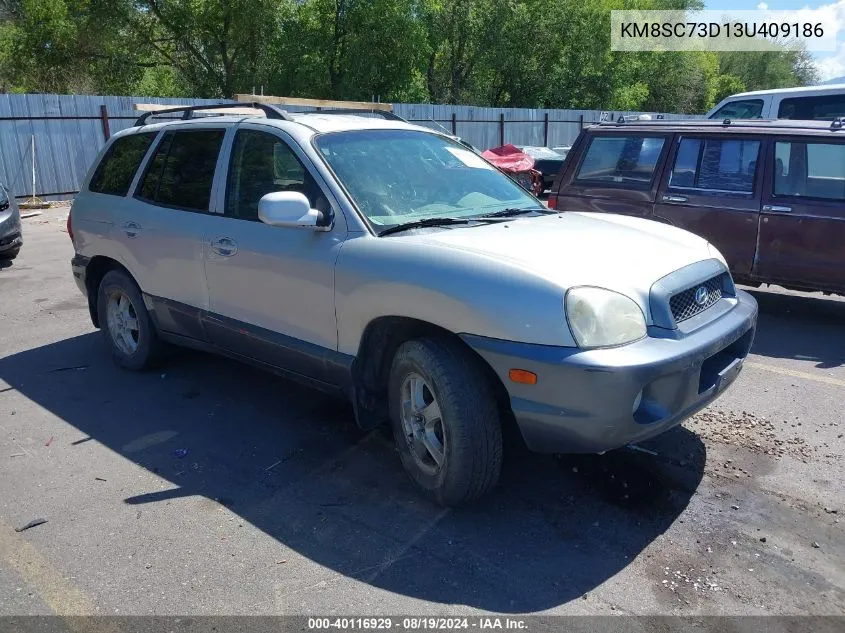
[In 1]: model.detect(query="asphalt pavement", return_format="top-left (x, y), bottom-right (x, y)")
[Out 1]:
top-left (0, 208), bottom-right (842, 617)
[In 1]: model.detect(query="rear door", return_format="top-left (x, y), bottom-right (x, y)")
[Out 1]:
top-left (126, 125), bottom-right (228, 338)
top-left (553, 131), bottom-right (671, 218)
top-left (756, 136), bottom-right (845, 293)
top-left (654, 134), bottom-right (763, 276)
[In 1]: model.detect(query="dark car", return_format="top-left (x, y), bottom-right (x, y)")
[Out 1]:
top-left (0, 185), bottom-right (22, 261)
top-left (518, 146), bottom-right (566, 192)
top-left (549, 118), bottom-right (845, 296)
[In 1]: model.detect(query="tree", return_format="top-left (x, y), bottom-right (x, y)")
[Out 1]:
top-left (0, 0), bottom-right (821, 112)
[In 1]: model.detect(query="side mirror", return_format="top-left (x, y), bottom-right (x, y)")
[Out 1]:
top-left (258, 192), bottom-right (327, 230)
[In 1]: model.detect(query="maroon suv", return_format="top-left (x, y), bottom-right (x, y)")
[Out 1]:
top-left (550, 118), bottom-right (845, 296)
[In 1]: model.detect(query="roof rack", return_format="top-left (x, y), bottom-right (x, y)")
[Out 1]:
top-left (233, 94), bottom-right (406, 121)
top-left (134, 102), bottom-right (292, 127)
top-left (594, 117), bottom-right (845, 133)
top-left (294, 107), bottom-right (407, 122)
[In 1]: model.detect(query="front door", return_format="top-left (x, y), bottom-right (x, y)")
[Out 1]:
top-left (756, 137), bottom-right (845, 293)
top-left (202, 124), bottom-right (348, 382)
top-left (553, 132), bottom-right (671, 217)
top-left (654, 134), bottom-right (763, 277)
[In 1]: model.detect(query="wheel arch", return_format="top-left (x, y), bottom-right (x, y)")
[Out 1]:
top-left (350, 316), bottom-right (512, 431)
top-left (84, 256), bottom-right (134, 328)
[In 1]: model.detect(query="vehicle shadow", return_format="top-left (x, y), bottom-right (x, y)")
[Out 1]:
top-left (0, 258), bottom-right (13, 270)
top-left (744, 287), bottom-right (845, 369)
top-left (0, 333), bottom-right (705, 613)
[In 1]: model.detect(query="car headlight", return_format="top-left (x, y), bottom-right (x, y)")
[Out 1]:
top-left (565, 287), bottom-right (647, 349)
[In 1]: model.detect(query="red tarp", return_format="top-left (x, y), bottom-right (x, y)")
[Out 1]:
top-left (481, 144), bottom-right (536, 174)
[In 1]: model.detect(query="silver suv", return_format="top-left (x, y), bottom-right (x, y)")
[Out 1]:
top-left (69, 103), bottom-right (758, 505)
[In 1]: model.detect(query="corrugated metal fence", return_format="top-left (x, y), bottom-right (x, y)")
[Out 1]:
top-left (0, 93), bottom-right (700, 200)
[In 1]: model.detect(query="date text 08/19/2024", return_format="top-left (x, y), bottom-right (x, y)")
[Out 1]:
top-left (307, 617), bottom-right (528, 630)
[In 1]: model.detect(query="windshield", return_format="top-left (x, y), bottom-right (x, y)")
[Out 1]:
top-left (314, 129), bottom-right (543, 229)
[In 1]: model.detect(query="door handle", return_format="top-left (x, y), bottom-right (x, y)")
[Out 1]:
top-left (662, 195), bottom-right (688, 203)
top-left (211, 237), bottom-right (237, 257)
top-left (762, 204), bottom-right (792, 213)
top-left (123, 221), bottom-right (141, 238)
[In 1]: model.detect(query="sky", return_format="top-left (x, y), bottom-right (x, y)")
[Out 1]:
top-left (704, 0), bottom-right (845, 81)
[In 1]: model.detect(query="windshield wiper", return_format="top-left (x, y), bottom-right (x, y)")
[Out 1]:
top-left (474, 207), bottom-right (552, 218)
top-left (377, 217), bottom-right (472, 236)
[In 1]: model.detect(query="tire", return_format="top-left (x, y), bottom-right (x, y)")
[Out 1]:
top-left (0, 247), bottom-right (19, 260)
top-left (388, 337), bottom-right (503, 506)
top-left (96, 269), bottom-right (163, 371)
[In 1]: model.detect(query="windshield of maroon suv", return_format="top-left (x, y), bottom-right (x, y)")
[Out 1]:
top-left (314, 129), bottom-right (542, 228)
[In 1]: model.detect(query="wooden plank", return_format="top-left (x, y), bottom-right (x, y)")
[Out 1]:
top-left (234, 94), bottom-right (393, 112)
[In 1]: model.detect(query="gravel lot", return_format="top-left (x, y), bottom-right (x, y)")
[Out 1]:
top-left (0, 208), bottom-right (843, 617)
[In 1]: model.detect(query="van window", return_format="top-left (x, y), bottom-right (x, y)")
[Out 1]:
top-left (575, 135), bottom-right (666, 186)
top-left (669, 138), bottom-right (760, 193)
top-left (709, 99), bottom-right (764, 120)
top-left (778, 95), bottom-right (845, 120)
top-left (136, 130), bottom-right (225, 211)
top-left (774, 141), bottom-right (845, 200)
top-left (89, 133), bottom-right (157, 196)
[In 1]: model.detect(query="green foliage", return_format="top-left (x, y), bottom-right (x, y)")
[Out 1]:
top-left (0, 0), bottom-right (821, 113)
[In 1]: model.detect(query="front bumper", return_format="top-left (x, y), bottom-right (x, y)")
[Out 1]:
top-left (0, 205), bottom-right (22, 253)
top-left (462, 289), bottom-right (758, 454)
top-left (0, 231), bottom-right (21, 253)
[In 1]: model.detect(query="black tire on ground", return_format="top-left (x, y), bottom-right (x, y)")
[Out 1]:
top-left (388, 337), bottom-right (503, 506)
top-left (0, 247), bottom-right (20, 260)
top-left (96, 269), bottom-right (164, 371)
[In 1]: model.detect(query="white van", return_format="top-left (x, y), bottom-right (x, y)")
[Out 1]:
top-left (706, 84), bottom-right (845, 120)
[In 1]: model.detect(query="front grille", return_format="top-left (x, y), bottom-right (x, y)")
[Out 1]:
top-left (669, 274), bottom-right (725, 323)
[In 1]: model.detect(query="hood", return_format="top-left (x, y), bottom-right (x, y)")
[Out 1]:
top-left (405, 211), bottom-right (716, 316)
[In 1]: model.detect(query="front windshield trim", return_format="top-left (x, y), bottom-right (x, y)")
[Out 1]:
top-left (309, 128), bottom-right (545, 237)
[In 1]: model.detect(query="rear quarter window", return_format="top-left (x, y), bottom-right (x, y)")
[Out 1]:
top-left (778, 94), bottom-right (845, 120)
top-left (88, 133), bottom-right (157, 196)
top-left (575, 135), bottom-right (666, 187)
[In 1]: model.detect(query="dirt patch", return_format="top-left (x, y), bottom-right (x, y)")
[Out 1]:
top-left (688, 408), bottom-right (815, 461)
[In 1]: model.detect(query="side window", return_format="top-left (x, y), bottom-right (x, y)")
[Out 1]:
top-left (774, 141), bottom-right (845, 200)
top-left (225, 129), bottom-right (324, 221)
top-left (575, 135), bottom-right (666, 186)
top-left (669, 137), bottom-right (760, 194)
top-left (137, 130), bottom-right (225, 211)
top-left (89, 132), bottom-right (157, 196)
top-left (778, 95), bottom-right (845, 120)
top-left (709, 99), bottom-right (764, 120)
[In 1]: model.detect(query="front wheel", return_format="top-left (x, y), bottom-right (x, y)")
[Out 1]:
top-left (96, 269), bottom-right (164, 370)
top-left (388, 338), bottom-right (503, 506)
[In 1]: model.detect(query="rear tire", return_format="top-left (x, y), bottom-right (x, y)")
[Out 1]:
top-left (388, 337), bottom-right (503, 506)
top-left (96, 269), bottom-right (163, 370)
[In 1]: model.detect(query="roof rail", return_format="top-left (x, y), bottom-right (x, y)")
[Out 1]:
top-left (133, 102), bottom-right (293, 127)
top-left (593, 117), bottom-right (845, 133)
top-left (297, 107), bottom-right (407, 122)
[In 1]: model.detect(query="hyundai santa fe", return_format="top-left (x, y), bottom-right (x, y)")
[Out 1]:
top-left (69, 103), bottom-right (757, 505)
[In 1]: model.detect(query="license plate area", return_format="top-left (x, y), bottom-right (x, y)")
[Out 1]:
top-left (697, 327), bottom-right (754, 395)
